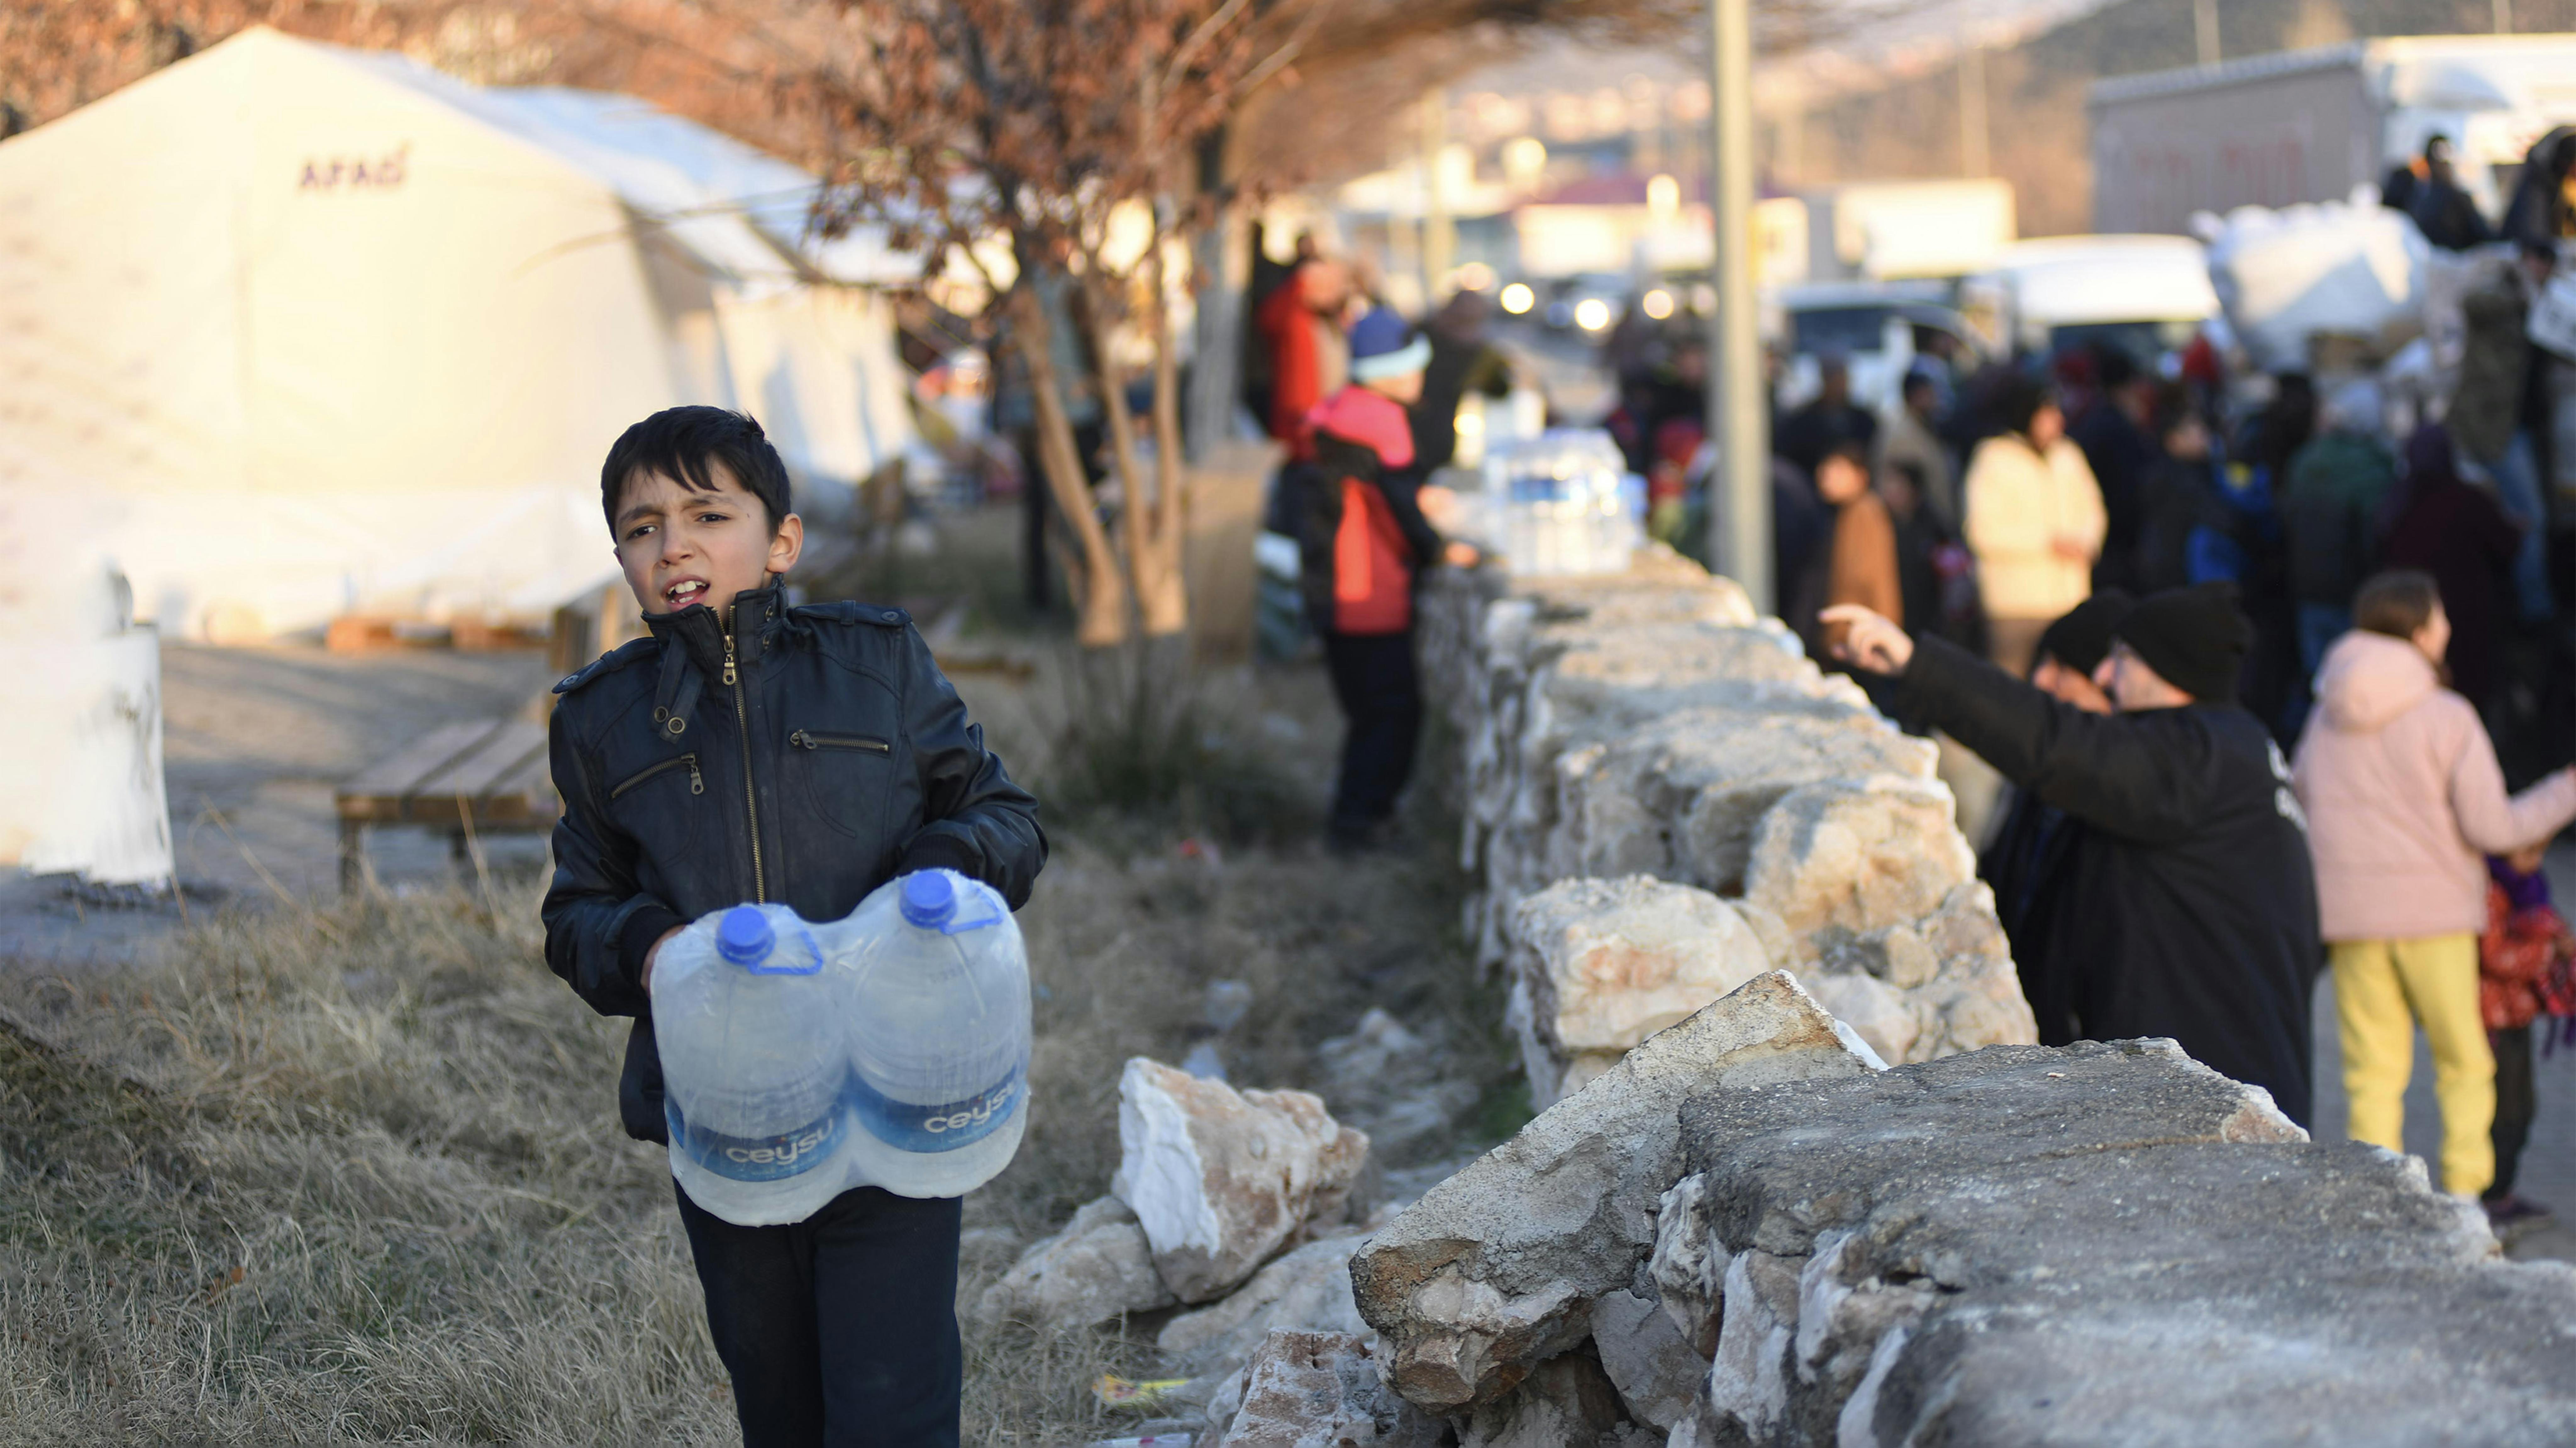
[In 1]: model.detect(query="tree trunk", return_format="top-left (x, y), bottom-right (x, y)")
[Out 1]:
top-left (1138, 240), bottom-right (1191, 637)
top-left (1012, 286), bottom-right (1129, 647)
top-left (1185, 200), bottom-right (1247, 463)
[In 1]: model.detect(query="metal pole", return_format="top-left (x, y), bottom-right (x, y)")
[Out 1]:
top-left (1706, 0), bottom-right (1770, 610)
top-left (1422, 88), bottom-right (1454, 304)
top-left (1959, 39), bottom-right (1988, 178)
top-left (2194, 0), bottom-right (2220, 67)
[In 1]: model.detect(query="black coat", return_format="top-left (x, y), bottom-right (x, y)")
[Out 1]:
top-left (1901, 637), bottom-right (2321, 1126)
top-left (1978, 787), bottom-right (2080, 1045)
top-left (541, 584), bottom-right (1047, 1142)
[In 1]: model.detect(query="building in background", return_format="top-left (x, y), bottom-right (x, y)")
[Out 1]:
top-left (2091, 35), bottom-right (2576, 235)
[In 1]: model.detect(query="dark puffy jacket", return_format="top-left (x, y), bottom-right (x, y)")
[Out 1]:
top-left (1899, 636), bottom-right (2321, 1127)
top-left (542, 584), bottom-right (1046, 1142)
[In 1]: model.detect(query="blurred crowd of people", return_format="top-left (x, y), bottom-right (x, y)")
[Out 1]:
top-left (1678, 242), bottom-right (2576, 799)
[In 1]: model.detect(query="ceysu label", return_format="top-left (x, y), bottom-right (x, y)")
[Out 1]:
top-left (668, 1103), bottom-right (847, 1183)
top-left (850, 1064), bottom-right (1026, 1153)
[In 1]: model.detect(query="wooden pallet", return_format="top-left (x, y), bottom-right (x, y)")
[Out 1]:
top-left (335, 718), bottom-right (557, 890)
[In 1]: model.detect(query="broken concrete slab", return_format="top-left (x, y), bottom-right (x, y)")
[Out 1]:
top-left (1210, 1330), bottom-right (1446, 1448)
top-left (1113, 1057), bottom-right (1371, 1304)
top-left (1350, 971), bottom-right (1873, 1415)
top-left (973, 1195), bottom-right (1176, 1328)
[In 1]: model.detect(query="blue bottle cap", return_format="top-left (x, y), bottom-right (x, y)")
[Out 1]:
top-left (899, 871), bottom-right (957, 929)
top-left (716, 906), bottom-right (774, 965)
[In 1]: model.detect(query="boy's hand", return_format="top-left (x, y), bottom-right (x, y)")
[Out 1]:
top-left (1444, 540), bottom-right (1481, 568)
top-left (641, 924), bottom-right (686, 992)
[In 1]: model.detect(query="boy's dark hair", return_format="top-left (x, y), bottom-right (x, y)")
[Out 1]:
top-left (600, 407), bottom-right (792, 533)
top-left (2354, 569), bottom-right (2441, 639)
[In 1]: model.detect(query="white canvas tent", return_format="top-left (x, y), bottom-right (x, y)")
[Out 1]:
top-left (0, 27), bottom-right (915, 642)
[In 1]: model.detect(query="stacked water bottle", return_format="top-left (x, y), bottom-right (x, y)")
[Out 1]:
top-left (1477, 428), bottom-right (1646, 578)
top-left (651, 868), bottom-right (1031, 1226)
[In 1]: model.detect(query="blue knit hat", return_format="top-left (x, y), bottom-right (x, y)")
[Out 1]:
top-left (1349, 307), bottom-right (1431, 382)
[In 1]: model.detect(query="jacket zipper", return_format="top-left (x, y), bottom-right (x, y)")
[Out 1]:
top-left (790, 730), bottom-right (891, 754)
top-left (608, 753), bottom-right (702, 800)
top-left (727, 627), bottom-right (766, 903)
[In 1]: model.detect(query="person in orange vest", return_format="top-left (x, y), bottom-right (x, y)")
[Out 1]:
top-left (1283, 307), bottom-right (1477, 851)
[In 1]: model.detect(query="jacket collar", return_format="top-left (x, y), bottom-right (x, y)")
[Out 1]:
top-left (645, 581), bottom-right (787, 677)
top-left (641, 582), bottom-right (787, 738)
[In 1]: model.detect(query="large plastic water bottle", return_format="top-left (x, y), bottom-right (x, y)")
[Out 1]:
top-left (652, 904), bottom-right (856, 1226)
top-left (836, 869), bottom-right (1031, 1199)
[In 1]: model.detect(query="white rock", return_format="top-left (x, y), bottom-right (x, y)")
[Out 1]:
top-left (974, 1195), bottom-right (1175, 1328)
top-left (1112, 1057), bottom-right (1371, 1303)
top-left (1745, 777), bottom-right (1976, 950)
top-left (1510, 875), bottom-right (1776, 1058)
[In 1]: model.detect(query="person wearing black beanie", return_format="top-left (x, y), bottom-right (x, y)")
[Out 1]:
top-left (2111, 581), bottom-right (2254, 706)
top-left (1822, 589), bottom-right (2321, 1128)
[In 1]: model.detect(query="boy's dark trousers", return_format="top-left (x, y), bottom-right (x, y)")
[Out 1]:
top-left (2489, 1024), bottom-right (2537, 1199)
top-left (675, 1182), bottom-right (963, 1448)
top-left (1322, 629), bottom-right (1422, 834)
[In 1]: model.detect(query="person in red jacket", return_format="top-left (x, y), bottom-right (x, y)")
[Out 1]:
top-left (1285, 307), bottom-right (1474, 850)
top-left (1254, 255), bottom-right (1353, 455)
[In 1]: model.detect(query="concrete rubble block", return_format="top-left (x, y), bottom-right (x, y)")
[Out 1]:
top-left (1649, 1041), bottom-right (2576, 1445)
top-left (1113, 1057), bottom-right (1372, 1304)
top-left (1350, 971), bottom-right (1874, 1415)
top-left (1212, 1330), bottom-right (1447, 1448)
top-left (973, 1195), bottom-right (1176, 1328)
top-left (1158, 1233), bottom-right (1373, 1380)
top-left (1743, 777), bottom-right (1975, 951)
top-left (1509, 876), bottom-right (1776, 1058)
top-left (1455, 1344), bottom-right (1635, 1448)
top-left (1828, 1143), bottom-right (2552, 1448)
top-left (1673, 1040), bottom-right (2309, 1271)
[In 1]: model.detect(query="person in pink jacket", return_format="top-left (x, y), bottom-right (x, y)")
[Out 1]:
top-left (2292, 569), bottom-right (2576, 1198)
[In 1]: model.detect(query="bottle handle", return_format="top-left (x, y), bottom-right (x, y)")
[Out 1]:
top-left (740, 918), bottom-right (827, 975)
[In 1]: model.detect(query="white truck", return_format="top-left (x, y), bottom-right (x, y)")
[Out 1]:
top-left (2088, 34), bottom-right (2576, 236)
top-left (1957, 235), bottom-right (2222, 365)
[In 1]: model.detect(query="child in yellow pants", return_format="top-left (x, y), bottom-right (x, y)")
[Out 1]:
top-left (2331, 934), bottom-right (2494, 1197)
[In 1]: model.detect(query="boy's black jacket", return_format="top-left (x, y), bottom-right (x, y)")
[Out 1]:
top-left (541, 583), bottom-right (1046, 1143)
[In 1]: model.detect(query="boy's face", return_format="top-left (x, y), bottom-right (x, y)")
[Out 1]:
top-left (613, 462), bottom-right (803, 619)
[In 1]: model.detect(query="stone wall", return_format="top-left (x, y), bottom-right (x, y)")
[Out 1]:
top-left (1337, 970), bottom-right (2576, 1448)
top-left (1279, 552), bottom-right (2576, 1448)
top-left (1418, 547), bottom-right (2036, 1105)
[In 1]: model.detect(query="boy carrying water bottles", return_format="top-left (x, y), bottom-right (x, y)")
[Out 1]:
top-left (542, 407), bottom-right (1045, 1447)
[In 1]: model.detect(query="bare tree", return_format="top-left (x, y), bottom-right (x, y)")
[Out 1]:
top-left (784, 0), bottom-right (1290, 646)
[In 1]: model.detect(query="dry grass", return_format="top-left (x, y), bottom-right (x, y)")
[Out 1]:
top-left (0, 683), bottom-right (1518, 1444)
top-left (0, 502), bottom-right (1514, 1441)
